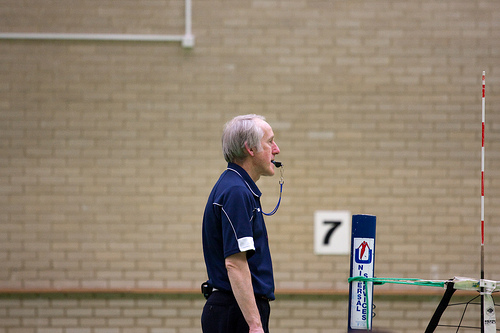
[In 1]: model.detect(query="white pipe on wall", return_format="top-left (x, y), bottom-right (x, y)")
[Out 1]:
top-left (0, 0), bottom-right (194, 48)
top-left (182, 0), bottom-right (194, 47)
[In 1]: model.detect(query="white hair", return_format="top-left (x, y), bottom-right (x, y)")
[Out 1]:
top-left (222, 114), bottom-right (266, 163)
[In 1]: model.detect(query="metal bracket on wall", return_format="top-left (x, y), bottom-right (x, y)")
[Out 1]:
top-left (0, 0), bottom-right (194, 48)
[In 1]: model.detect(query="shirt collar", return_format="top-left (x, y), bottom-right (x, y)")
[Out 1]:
top-left (226, 163), bottom-right (262, 198)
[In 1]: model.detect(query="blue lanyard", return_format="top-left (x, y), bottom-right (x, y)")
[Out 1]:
top-left (263, 164), bottom-right (284, 216)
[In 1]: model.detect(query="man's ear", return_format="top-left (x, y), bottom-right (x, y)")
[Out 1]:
top-left (244, 142), bottom-right (255, 157)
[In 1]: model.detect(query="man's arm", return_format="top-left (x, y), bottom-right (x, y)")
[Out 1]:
top-left (225, 252), bottom-right (264, 333)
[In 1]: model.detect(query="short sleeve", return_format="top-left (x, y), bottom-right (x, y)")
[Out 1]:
top-left (220, 186), bottom-right (257, 259)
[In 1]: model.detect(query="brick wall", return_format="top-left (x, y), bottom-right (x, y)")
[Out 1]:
top-left (0, 293), bottom-right (483, 333)
top-left (1, 0), bottom-right (499, 331)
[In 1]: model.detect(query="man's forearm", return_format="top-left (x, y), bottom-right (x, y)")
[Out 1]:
top-left (226, 252), bottom-right (263, 332)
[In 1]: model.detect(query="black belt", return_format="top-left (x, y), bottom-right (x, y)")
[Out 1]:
top-left (201, 281), bottom-right (271, 301)
top-left (212, 288), bottom-right (270, 301)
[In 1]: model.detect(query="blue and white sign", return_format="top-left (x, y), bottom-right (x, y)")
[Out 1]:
top-left (350, 237), bottom-right (375, 329)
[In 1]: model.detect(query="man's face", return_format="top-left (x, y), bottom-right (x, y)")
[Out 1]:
top-left (253, 119), bottom-right (280, 180)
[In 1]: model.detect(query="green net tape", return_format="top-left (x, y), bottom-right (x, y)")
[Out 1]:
top-left (348, 276), bottom-right (446, 288)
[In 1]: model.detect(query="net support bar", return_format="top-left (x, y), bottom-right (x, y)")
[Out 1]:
top-left (425, 282), bottom-right (456, 333)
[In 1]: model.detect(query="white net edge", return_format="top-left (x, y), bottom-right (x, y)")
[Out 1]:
top-left (451, 276), bottom-right (499, 293)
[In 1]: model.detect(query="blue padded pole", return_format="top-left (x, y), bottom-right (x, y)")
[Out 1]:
top-left (348, 214), bottom-right (376, 331)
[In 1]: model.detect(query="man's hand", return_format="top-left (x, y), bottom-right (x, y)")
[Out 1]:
top-left (226, 252), bottom-right (263, 332)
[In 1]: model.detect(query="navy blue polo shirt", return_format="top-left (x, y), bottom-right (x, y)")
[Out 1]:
top-left (202, 163), bottom-right (275, 300)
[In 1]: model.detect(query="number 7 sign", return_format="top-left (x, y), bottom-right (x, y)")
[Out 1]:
top-left (314, 211), bottom-right (351, 255)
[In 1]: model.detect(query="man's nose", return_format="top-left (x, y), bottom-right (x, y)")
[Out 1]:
top-left (273, 142), bottom-right (280, 154)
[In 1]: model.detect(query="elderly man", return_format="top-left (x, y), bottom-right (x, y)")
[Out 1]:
top-left (201, 114), bottom-right (281, 333)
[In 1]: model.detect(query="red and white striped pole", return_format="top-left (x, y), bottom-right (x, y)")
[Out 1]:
top-left (480, 71), bottom-right (486, 333)
top-left (481, 71), bottom-right (485, 249)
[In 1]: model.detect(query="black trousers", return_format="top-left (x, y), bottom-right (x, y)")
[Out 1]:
top-left (201, 291), bottom-right (271, 333)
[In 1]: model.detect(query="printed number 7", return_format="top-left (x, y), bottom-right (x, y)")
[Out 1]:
top-left (323, 221), bottom-right (341, 245)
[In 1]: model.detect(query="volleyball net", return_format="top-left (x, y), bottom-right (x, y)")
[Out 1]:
top-left (348, 72), bottom-right (497, 332)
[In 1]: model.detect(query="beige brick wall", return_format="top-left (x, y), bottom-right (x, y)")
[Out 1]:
top-left (0, 293), bottom-right (484, 333)
top-left (1, 0), bottom-right (500, 331)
